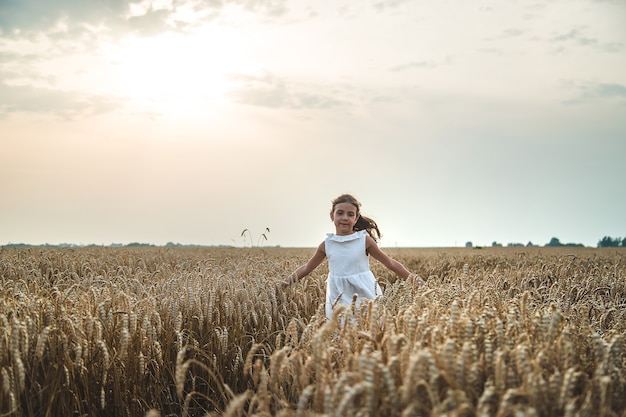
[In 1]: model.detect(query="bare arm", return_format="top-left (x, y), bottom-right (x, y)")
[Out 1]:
top-left (282, 242), bottom-right (326, 286)
top-left (366, 235), bottom-right (423, 284)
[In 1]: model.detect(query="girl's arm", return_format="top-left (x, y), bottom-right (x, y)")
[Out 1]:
top-left (366, 235), bottom-right (424, 284)
top-left (282, 242), bottom-right (326, 286)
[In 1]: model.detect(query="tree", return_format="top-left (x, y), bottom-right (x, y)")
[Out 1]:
top-left (598, 236), bottom-right (621, 247)
top-left (546, 237), bottom-right (563, 247)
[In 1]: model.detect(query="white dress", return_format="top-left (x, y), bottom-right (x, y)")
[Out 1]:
top-left (324, 230), bottom-right (383, 319)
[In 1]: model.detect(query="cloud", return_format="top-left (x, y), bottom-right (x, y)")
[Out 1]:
top-left (227, 73), bottom-right (345, 109)
top-left (0, 0), bottom-right (290, 38)
top-left (499, 28), bottom-right (524, 38)
top-left (236, 0), bottom-right (288, 17)
top-left (0, 50), bottom-right (43, 69)
top-left (0, 0), bottom-right (131, 36)
top-left (373, 0), bottom-right (412, 12)
top-left (390, 60), bottom-right (438, 71)
top-left (127, 8), bottom-right (174, 36)
top-left (562, 80), bottom-right (626, 105)
top-left (0, 82), bottom-right (122, 118)
top-left (0, 47), bottom-right (122, 119)
top-left (389, 55), bottom-right (453, 72)
top-left (581, 82), bottom-right (626, 100)
top-left (550, 27), bottom-right (623, 53)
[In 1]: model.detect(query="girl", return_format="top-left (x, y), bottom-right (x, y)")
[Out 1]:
top-left (281, 193), bottom-right (423, 319)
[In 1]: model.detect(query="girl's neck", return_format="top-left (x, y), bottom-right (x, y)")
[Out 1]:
top-left (335, 230), bottom-right (357, 236)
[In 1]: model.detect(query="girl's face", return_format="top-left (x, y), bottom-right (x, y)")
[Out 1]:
top-left (330, 202), bottom-right (359, 235)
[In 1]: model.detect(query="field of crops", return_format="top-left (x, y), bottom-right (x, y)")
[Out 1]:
top-left (0, 246), bottom-right (625, 417)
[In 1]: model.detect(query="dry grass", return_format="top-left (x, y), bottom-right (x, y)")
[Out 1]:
top-left (0, 246), bottom-right (625, 416)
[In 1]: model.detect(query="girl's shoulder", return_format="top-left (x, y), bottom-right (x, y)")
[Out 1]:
top-left (314, 240), bottom-right (327, 256)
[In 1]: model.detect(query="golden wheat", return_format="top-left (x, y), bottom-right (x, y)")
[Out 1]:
top-left (0, 246), bottom-right (624, 416)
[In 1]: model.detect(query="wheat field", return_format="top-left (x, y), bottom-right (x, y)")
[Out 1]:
top-left (0, 246), bottom-right (624, 417)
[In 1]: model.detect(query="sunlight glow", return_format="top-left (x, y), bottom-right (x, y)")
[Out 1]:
top-left (107, 26), bottom-right (256, 112)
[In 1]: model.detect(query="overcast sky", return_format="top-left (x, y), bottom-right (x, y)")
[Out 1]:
top-left (1, 0), bottom-right (625, 248)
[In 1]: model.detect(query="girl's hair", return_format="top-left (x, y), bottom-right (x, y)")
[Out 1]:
top-left (331, 194), bottom-right (382, 242)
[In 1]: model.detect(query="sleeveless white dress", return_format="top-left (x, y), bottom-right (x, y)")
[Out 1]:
top-left (324, 230), bottom-right (383, 319)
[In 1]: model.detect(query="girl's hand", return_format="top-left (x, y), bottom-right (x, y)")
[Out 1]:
top-left (277, 271), bottom-right (298, 289)
top-left (408, 273), bottom-right (425, 286)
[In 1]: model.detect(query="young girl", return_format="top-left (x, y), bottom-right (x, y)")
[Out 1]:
top-left (281, 193), bottom-right (423, 319)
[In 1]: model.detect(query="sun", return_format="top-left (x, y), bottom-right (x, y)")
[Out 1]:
top-left (106, 27), bottom-right (254, 113)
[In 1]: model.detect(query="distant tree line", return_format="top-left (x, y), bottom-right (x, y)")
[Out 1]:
top-left (1, 242), bottom-right (236, 249)
top-left (465, 235), bottom-right (625, 249)
top-left (4, 235), bottom-right (624, 249)
top-left (544, 237), bottom-right (585, 248)
top-left (597, 236), bottom-right (626, 247)
top-left (2, 242), bottom-right (158, 248)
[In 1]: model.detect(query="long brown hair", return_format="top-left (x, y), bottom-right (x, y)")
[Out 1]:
top-left (331, 194), bottom-right (382, 242)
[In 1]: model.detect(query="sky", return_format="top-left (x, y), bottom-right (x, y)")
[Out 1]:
top-left (1, 0), bottom-right (625, 248)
